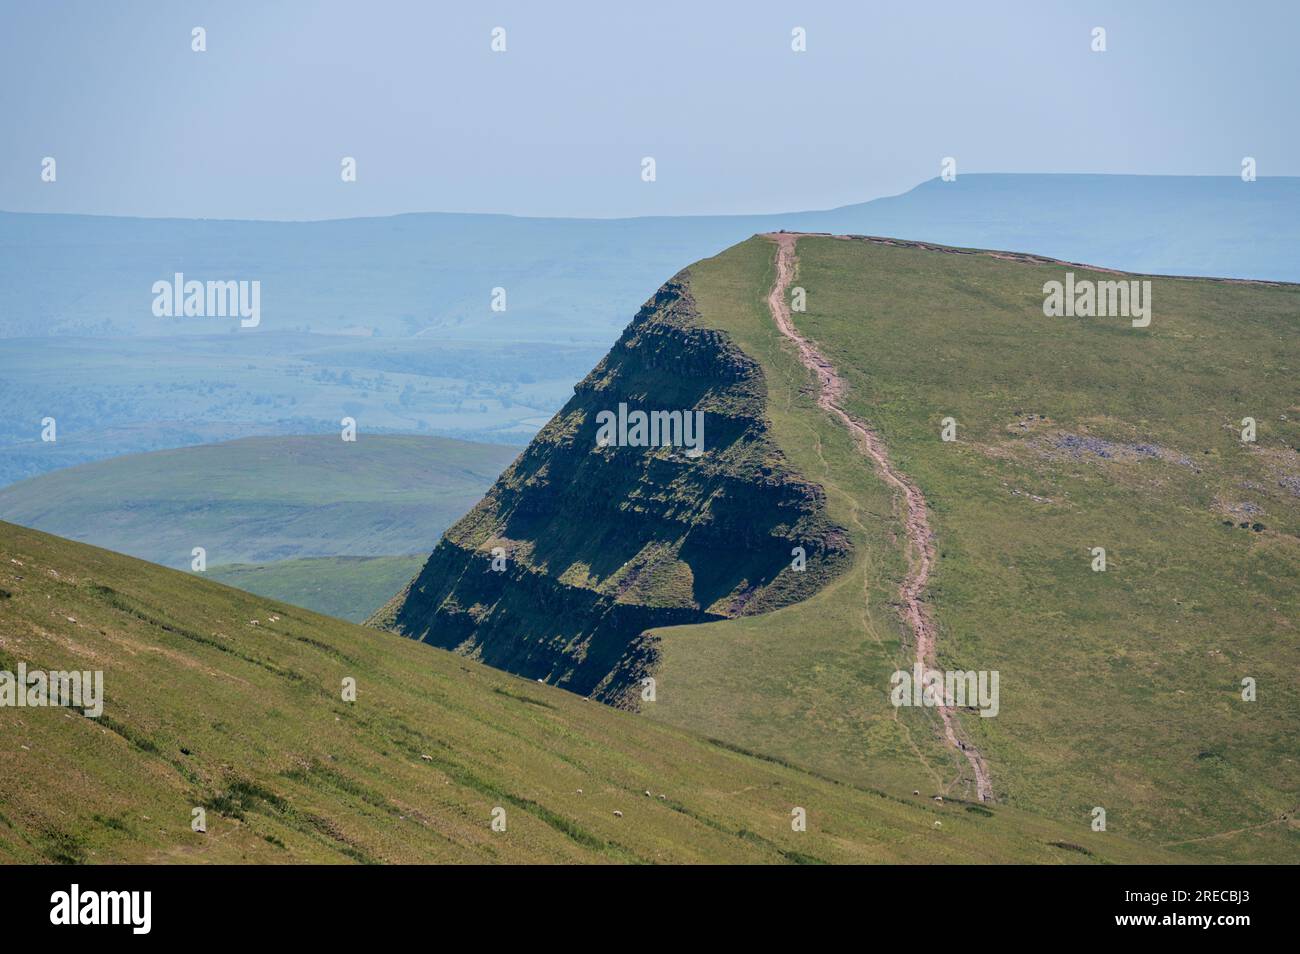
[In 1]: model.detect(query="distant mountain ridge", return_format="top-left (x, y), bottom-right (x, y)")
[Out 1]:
top-left (4, 174), bottom-right (1296, 486)
top-left (4, 175), bottom-right (1298, 341)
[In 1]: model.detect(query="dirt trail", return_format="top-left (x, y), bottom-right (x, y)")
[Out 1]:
top-left (764, 232), bottom-right (992, 802)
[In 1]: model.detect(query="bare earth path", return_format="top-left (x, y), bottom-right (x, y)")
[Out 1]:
top-left (764, 232), bottom-right (993, 802)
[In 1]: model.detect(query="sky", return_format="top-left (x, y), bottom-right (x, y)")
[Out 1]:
top-left (1, 0), bottom-right (1297, 220)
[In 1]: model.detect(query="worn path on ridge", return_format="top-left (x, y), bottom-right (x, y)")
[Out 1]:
top-left (763, 232), bottom-right (992, 802)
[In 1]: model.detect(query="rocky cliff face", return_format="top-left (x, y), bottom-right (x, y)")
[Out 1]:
top-left (369, 271), bottom-right (851, 705)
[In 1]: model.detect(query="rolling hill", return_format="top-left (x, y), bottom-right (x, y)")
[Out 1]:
top-left (0, 519), bottom-right (1177, 863)
top-left (0, 434), bottom-right (518, 619)
top-left (373, 234), bottom-right (1299, 862)
top-left (0, 433), bottom-right (516, 567)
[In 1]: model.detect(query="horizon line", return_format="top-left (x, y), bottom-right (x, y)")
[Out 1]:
top-left (4, 172), bottom-right (1297, 227)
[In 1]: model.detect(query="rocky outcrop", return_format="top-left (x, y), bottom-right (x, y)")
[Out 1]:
top-left (369, 271), bottom-right (851, 705)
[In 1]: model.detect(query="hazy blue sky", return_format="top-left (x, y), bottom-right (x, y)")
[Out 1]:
top-left (2, 0), bottom-right (1296, 220)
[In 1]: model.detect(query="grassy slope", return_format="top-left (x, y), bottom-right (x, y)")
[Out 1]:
top-left (643, 236), bottom-right (1299, 862)
top-left (208, 555), bottom-right (426, 623)
top-left (0, 521), bottom-right (1173, 864)
top-left (0, 434), bottom-right (520, 568)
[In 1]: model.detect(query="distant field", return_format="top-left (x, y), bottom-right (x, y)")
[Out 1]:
top-left (0, 434), bottom-right (518, 572)
top-left (0, 335), bottom-right (574, 485)
top-left (208, 555), bottom-right (426, 623)
top-left (0, 520), bottom-right (1177, 863)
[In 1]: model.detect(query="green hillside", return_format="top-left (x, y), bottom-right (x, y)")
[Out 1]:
top-left (651, 236), bottom-right (1300, 862)
top-left (0, 434), bottom-right (519, 570)
top-left (376, 234), bottom-right (1298, 862)
top-left (0, 520), bottom-right (1175, 864)
top-left (208, 555), bottom-right (426, 623)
